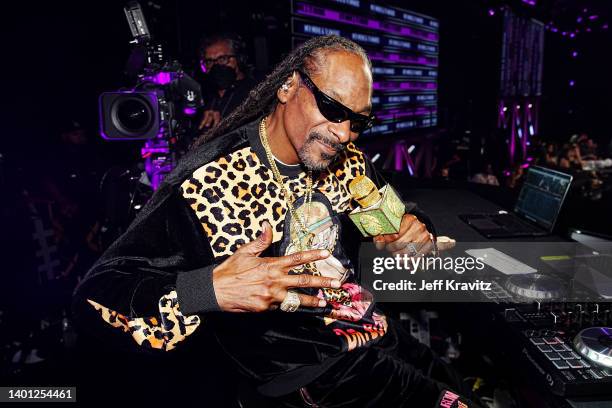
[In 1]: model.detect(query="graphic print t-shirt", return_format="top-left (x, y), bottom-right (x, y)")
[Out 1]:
top-left (180, 120), bottom-right (388, 393)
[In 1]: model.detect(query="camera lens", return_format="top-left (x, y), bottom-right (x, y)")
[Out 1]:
top-left (111, 96), bottom-right (153, 136)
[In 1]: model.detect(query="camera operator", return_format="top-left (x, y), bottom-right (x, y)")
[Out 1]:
top-left (198, 33), bottom-right (257, 130)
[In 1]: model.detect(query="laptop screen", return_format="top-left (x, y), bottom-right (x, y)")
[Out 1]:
top-left (514, 166), bottom-right (573, 231)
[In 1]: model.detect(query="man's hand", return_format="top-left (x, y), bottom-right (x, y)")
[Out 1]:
top-left (373, 214), bottom-right (456, 256)
top-left (436, 236), bottom-right (456, 251)
top-left (198, 110), bottom-right (221, 129)
top-left (212, 221), bottom-right (340, 312)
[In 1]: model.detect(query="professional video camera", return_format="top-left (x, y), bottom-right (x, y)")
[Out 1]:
top-left (99, 1), bottom-right (203, 189)
top-left (96, 2), bottom-right (204, 249)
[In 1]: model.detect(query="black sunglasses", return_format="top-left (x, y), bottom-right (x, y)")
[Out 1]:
top-left (297, 70), bottom-right (375, 133)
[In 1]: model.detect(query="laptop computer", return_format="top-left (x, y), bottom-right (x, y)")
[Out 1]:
top-left (459, 166), bottom-right (573, 238)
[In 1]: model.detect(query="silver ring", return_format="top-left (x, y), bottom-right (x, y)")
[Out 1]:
top-left (280, 290), bottom-right (300, 312)
top-left (407, 243), bottom-right (419, 257)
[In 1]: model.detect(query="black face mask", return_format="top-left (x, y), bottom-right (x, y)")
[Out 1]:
top-left (208, 64), bottom-right (237, 90)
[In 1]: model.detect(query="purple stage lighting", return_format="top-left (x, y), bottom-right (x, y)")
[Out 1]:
top-left (368, 51), bottom-right (437, 67)
top-left (373, 81), bottom-right (437, 91)
top-left (295, 2), bottom-right (438, 42)
top-left (151, 72), bottom-right (172, 85)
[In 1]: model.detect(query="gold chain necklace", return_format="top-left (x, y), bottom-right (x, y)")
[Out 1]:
top-left (259, 117), bottom-right (315, 253)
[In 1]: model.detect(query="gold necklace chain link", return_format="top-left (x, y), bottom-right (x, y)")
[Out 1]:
top-left (259, 117), bottom-right (314, 253)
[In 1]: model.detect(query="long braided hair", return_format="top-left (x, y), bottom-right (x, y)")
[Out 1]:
top-left (191, 35), bottom-right (371, 148)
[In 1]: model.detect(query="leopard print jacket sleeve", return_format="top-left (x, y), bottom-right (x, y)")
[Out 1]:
top-left (86, 290), bottom-right (200, 351)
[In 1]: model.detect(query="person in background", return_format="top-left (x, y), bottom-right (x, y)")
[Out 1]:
top-left (558, 143), bottom-right (583, 170)
top-left (42, 120), bottom-right (104, 283)
top-left (544, 142), bottom-right (558, 167)
top-left (442, 150), bottom-right (467, 181)
top-left (197, 33), bottom-right (257, 130)
top-left (471, 162), bottom-right (499, 186)
top-left (505, 163), bottom-right (524, 189)
top-left (579, 136), bottom-right (600, 161)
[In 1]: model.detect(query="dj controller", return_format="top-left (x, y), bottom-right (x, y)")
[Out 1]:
top-left (502, 305), bottom-right (612, 397)
top-left (482, 272), bottom-right (612, 400)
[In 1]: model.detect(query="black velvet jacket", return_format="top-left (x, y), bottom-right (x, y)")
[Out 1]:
top-left (72, 118), bottom-right (438, 398)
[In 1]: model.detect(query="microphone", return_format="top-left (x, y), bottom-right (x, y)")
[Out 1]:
top-left (348, 175), bottom-right (405, 237)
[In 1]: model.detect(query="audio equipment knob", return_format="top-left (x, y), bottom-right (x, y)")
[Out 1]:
top-left (574, 327), bottom-right (612, 369)
top-left (505, 274), bottom-right (565, 300)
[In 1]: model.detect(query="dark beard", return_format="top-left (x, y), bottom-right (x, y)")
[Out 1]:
top-left (298, 131), bottom-right (346, 170)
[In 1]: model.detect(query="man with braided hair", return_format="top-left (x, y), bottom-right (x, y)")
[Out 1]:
top-left (74, 35), bottom-right (476, 407)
